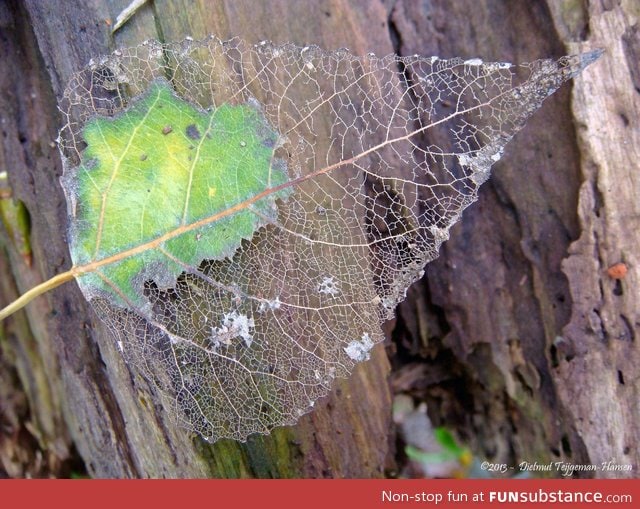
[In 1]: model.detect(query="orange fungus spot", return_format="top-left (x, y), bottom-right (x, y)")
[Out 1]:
top-left (607, 262), bottom-right (627, 280)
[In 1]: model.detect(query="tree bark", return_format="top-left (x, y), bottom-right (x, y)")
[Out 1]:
top-left (0, 0), bottom-right (636, 478)
top-left (389, 0), bottom-right (638, 478)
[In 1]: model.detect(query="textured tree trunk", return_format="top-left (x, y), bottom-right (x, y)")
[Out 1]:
top-left (0, 0), bottom-right (636, 478)
top-left (389, 0), bottom-right (638, 478)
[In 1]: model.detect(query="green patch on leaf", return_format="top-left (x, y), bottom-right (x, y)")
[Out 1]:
top-left (64, 79), bottom-right (288, 307)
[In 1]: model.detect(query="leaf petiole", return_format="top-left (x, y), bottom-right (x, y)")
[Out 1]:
top-left (0, 269), bottom-right (76, 321)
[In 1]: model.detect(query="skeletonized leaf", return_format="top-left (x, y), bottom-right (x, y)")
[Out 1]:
top-left (56, 36), bottom-right (600, 442)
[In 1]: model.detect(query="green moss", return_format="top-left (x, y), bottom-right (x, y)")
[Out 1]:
top-left (195, 425), bottom-right (302, 478)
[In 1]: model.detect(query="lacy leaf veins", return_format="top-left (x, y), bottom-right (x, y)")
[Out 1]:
top-left (0, 35), bottom-right (601, 443)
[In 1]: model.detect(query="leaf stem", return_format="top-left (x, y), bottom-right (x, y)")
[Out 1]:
top-left (0, 269), bottom-right (76, 321)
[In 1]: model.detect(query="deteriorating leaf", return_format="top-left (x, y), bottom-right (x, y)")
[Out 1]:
top-left (62, 79), bottom-right (288, 307)
top-left (57, 36), bottom-right (601, 442)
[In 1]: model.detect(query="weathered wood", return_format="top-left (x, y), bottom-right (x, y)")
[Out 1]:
top-left (0, 0), bottom-right (636, 478)
top-left (0, 0), bottom-right (75, 477)
top-left (389, 0), bottom-right (587, 468)
top-left (550, 1), bottom-right (640, 477)
top-left (389, 0), bottom-right (638, 478)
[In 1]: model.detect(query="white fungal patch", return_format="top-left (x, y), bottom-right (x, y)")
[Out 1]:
top-left (382, 296), bottom-right (396, 310)
top-left (464, 58), bottom-right (484, 66)
top-left (211, 311), bottom-right (255, 348)
top-left (318, 276), bottom-right (340, 297)
top-left (344, 333), bottom-right (374, 362)
top-left (457, 153), bottom-right (471, 167)
top-left (429, 225), bottom-right (450, 243)
top-left (258, 297), bottom-right (281, 313)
